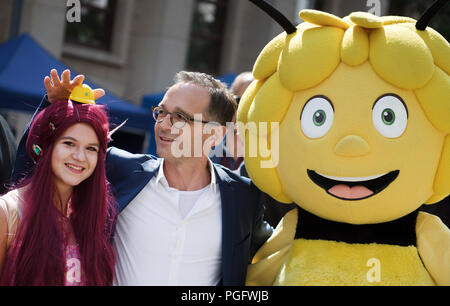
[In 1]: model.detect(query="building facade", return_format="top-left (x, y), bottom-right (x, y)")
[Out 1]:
top-left (6, 0), bottom-right (446, 153)
top-left (0, 0), bottom-right (393, 106)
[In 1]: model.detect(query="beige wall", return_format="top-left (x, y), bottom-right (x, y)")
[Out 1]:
top-left (62, 0), bottom-right (135, 100)
top-left (0, 0), bottom-right (14, 43)
top-left (61, 0), bottom-right (195, 104)
top-left (124, 0), bottom-right (195, 102)
top-left (19, 0), bottom-right (66, 57)
top-left (220, 0), bottom-right (299, 75)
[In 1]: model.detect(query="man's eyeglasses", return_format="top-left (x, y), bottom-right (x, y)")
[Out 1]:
top-left (152, 106), bottom-right (211, 129)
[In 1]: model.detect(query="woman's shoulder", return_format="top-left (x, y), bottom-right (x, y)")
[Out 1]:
top-left (1, 188), bottom-right (20, 206)
top-left (0, 187), bottom-right (25, 248)
top-left (0, 187), bottom-right (26, 219)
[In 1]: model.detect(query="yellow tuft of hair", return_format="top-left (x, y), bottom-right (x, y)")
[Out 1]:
top-left (397, 23), bottom-right (450, 76)
top-left (243, 130), bottom-right (292, 203)
top-left (248, 72), bottom-right (293, 136)
top-left (370, 25), bottom-right (434, 90)
top-left (350, 11), bottom-right (384, 28)
top-left (341, 25), bottom-right (369, 66)
top-left (299, 9), bottom-right (350, 29)
top-left (237, 79), bottom-right (263, 124)
top-left (416, 67), bottom-right (450, 133)
top-left (253, 32), bottom-right (287, 81)
top-left (279, 26), bottom-right (344, 91)
top-left (426, 136), bottom-right (450, 204)
top-left (381, 16), bottom-right (416, 25)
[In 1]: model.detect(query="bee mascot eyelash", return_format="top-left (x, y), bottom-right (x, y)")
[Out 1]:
top-left (242, 0), bottom-right (450, 286)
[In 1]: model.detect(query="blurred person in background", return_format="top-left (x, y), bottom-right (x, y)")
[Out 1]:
top-left (211, 72), bottom-right (253, 171)
top-left (0, 115), bottom-right (16, 195)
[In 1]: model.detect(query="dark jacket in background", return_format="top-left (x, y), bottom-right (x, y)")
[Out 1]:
top-left (0, 114), bottom-right (16, 194)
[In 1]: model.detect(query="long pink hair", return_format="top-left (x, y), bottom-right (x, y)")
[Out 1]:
top-left (0, 101), bottom-right (117, 285)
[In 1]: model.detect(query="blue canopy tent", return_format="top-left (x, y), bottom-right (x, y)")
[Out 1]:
top-left (141, 72), bottom-right (237, 155)
top-left (0, 34), bottom-right (153, 133)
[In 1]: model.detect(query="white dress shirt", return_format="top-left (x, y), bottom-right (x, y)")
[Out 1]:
top-left (113, 159), bottom-right (222, 286)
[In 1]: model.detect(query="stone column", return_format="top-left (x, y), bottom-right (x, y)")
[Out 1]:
top-left (19, 0), bottom-right (67, 57)
top-left (125, 0), bottom-right (195, 102)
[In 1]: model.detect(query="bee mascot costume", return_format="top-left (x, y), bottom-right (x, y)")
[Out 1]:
top-left (239, 0), bottom-right (450, 285)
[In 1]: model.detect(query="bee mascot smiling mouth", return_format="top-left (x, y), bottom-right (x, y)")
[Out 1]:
top-left (240, 0), bottom-right (450, 285)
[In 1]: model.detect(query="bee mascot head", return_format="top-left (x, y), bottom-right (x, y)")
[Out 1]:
top-left (241, 0), bottom-right (450, 286)
top-left (238, 0), bottom-right (450, 224)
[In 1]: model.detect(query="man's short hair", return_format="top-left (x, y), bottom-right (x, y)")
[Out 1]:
top-left (174, 71), bottom-right (237, 126)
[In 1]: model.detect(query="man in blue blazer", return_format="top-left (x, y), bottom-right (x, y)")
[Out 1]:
top-left (13, 69), bottom-right (272, 286)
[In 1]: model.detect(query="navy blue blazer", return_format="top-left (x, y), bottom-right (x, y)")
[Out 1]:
top-left (12, 96), bottom-right (273, 286)
top-left (105, 147), bottom-right (272, 285)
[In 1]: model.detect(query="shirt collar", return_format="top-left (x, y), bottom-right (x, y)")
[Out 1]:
top-left (156, 159), bottom-right (217, 192)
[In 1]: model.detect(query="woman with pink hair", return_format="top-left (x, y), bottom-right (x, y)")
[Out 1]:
top-left (0, 100), bottom-right (116, 285)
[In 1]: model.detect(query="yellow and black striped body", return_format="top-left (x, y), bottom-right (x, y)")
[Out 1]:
top-left (274, 207), bottom-right (435, 286)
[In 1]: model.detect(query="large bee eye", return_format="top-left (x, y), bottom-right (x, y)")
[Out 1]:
top-left (300, 96), bottom-right (334, 139)
top-left (372, 94), bottom-right (408, 138)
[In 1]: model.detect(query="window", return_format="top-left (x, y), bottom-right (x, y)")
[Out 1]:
top-left (65, 0), bottom-right (117, 51)
top-left (186, 0), bottom-right (229, 75)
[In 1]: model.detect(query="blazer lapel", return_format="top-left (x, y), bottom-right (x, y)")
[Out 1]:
top-left (140, 158), bottom-right (161, 175)
top-left (214, 165), bottom-right (239, 284)
top-left (116, 158), bottom-right (161, 212)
